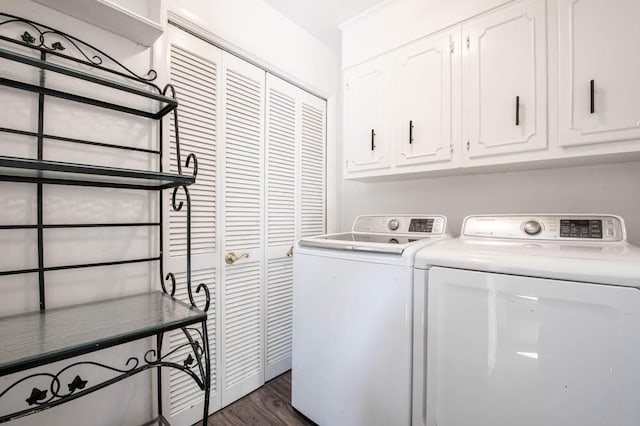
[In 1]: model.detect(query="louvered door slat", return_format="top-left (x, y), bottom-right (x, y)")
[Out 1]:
top-left (223, 63), bottom-right (262, 252)
top-left (221, 53), bottom-right (265, 407)
top-left (169, 44), bottom-right (217, 257)
top-left (223, 261), bottom-right (261, 383)
top-left (267, 83), bottom-right (296, 247)
top-left (166, 26), bottom-right (221, 425)
top-left (266, 257), bottom-right (294, 369)
top-left (264, 75), bottom-right (326, 382)
top-left (301, 99), bottom-right (326, 238)
top-left (167, 270), bottom-right (217, 414)
top-left (263, 76), bottom-right (298, 381)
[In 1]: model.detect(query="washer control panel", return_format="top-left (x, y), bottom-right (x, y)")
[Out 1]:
top-left (353, 215), bottom-right (447, 235)
top-left (463, 215), bottom-right (624, 241)
top-left (387, 219), bottom-right (400, 231)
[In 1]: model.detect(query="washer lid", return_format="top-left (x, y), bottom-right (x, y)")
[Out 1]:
top-left (299, 232), bottom-right (435, 254)
top-left (298, 214), bottom-right (449, 255)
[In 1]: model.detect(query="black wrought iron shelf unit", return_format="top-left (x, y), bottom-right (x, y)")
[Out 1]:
top-left (0, 13), bottom-right (210, 425)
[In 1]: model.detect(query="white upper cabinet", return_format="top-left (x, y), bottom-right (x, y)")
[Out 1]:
top-left (462, 0), bottom-right (547, 162)
top-left (344, 57), bottom-right (391, 174)
top-left (558, 0), bottom-right (640, 147)
top-left (395, 29), bottom-right (461, 169)
top-left (341, 0), bottom-right (640, 180)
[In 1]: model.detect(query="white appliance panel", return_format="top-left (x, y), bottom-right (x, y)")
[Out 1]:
top-left (425, 266), bottom-right (640, 426)
top-left (353, 214), bottom-right (446, 235)
top-left (292, 252), bottom-right (413, 426)
top-left (462, 214), bottom-right (624, 241)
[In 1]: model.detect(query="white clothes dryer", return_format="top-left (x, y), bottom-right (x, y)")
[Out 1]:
top-left (292, 214), bottom-right (451, 426)
top-left (413, 214), bottom-right (640, 426)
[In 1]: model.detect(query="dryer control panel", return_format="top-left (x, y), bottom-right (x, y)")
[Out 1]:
top-left (462, 215), bottom-right (625, 241)
top-left (353, 215), bottom-right (447, 235)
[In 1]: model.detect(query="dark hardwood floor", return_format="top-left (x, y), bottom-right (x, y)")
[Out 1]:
top-left (198, 371), bottom-right (315, 426)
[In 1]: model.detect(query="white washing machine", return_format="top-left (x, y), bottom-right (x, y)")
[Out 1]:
top-left (292, 214), bottom-right (451, 426)
top-left (413, 214), bottom-right (640, 426)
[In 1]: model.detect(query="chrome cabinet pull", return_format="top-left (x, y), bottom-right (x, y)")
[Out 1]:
top-left (515, 96), bottom-right (520, 126)
top-left (287, 245), bottom-right (294, 257)
top-left (225, 251), bottom-right (249, 265)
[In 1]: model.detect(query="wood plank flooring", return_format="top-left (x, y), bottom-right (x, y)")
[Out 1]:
top-left (198, 371), bottom-right (315, 425)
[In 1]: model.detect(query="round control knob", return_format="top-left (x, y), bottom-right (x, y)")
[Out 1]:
top-left (388, 219), bottom-right (400, 231)
top-left (523, 220), bottom-right (542, 236)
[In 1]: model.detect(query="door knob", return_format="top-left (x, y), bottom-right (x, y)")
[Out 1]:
top-left (225, 251), bottom-right (249, 265)
top-left (287, 245), bottom-right (294, 257)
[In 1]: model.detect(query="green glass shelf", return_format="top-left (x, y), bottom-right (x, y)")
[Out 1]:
top-left (0, 156), bottom-right (195, 190)
top-left (0, 291), bottom-right (206, 376)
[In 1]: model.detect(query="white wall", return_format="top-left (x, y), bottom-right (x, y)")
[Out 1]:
top-left (341, 161), bottom-right (640, 245)
top-left (0, 1), bottom-right (158, 424)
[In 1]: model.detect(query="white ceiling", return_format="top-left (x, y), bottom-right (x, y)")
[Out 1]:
top-left (263, 0), bottom-right (387, 51)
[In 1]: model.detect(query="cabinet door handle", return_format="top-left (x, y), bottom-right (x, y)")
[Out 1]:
top-left (590, 79), bottom-right (595, 114)
top-left (409, 120), bottom-right (414, 144)
top-left (371, 129), bottom-right (376, 151)
top-left (515, 96), bottom-right (520, 126)
top-left (287, 245), bottom-right (294, 257)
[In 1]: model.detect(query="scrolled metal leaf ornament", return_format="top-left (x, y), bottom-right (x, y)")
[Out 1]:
top-left (0, 13), bottom-right (159, 84)
top-left (51, 41), bottom-right (65, 51)
top-left (67, 375), bottom-right (87, 392)
top-left (25, 388), bottom-right (47, 406)
top-left (0, 350), bottom-right (208, 419)
top-left (184, 354), bottom-right (194, 368)
top-left (21, 31), bottom-right (35, 44)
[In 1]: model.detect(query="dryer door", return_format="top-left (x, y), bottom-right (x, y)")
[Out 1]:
top-left (424, 266), bottom-right (640, 426)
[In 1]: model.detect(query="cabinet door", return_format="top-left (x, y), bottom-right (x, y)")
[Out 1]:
top-left (396, 30), bottom-right (459, 168)
top-left (220, 52), bottom-right (266, 407)
top-left (462, 0), bottom-right (547, 161)
top-left (165, 25), bottom-right (222, 424)
top-left (344, 57), bottom-right (391, 173)
top-left (558, 0), bottom-right (640, 147)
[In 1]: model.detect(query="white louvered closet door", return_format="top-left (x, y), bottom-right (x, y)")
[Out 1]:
top-left (220, 52), bottom-right (266, 406)
top-left (299, 91), bottom-right (327, 239)
top-left (165, 25), bottom-right (222, 426)
top-left (264, 75), bottom-right (299, 381)
top-left (264, 76), bottom-right (327, 381)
